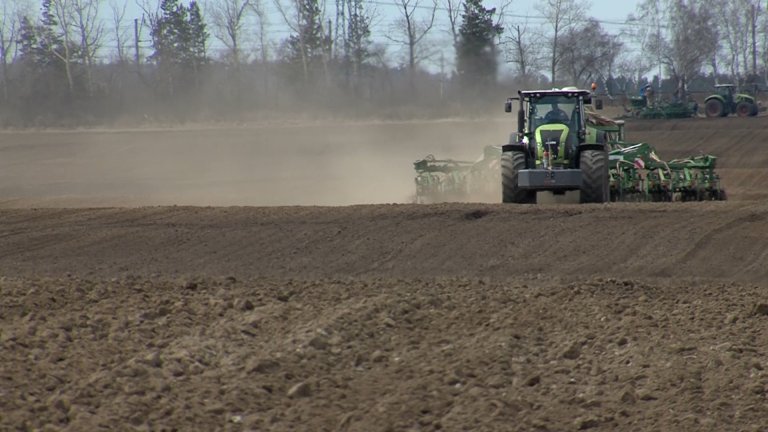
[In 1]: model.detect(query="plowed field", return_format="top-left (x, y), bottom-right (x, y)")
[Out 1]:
top-left (1, 116), bottom-right (767, 431)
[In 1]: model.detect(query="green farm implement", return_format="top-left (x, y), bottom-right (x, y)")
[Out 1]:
top-left (607, 142), bottom-right (725, 201)
top-left (625, 97), bottom-right (697, 119)
top-left (413, 146), bottom-right (501, 204)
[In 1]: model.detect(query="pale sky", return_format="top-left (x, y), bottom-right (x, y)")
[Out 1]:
top-left (580, 0), bottom-right (640, 22)
top-left (494, 0), bottom-right (639, 23)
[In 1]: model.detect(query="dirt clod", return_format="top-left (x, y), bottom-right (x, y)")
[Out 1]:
top-left (576, 416), bottom-right (600, 430)
top-left (752, 303), bottom-right (768, 316)
top-left (287, 382), bottom-right (312, 398)
top-left (562, 342), bottom-right (582, 360)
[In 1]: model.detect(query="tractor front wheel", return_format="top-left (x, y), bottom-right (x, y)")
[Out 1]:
top-left (704, 99), bottom-right (725, 117)
top-left (736, 102), bottom-right (753, 117)
top-left (501, 150), bottom-right (535, 203)
top-left (580, 149), bottom-right (609, 203)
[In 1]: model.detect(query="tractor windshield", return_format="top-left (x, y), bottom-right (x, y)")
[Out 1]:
top-left (528, 95), bottom-right (580, 131)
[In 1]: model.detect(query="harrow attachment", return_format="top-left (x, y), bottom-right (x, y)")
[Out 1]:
top-left (608, 142), bottom-right (726, 201)
top-left (413, 146), bottom-right (501, 203)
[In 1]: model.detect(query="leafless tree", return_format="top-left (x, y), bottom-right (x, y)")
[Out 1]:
top-left (0, 0), bottom-right (26, 101)
top-left (206, 0), bottom-right (251, 66)
top-left (248, 0), bottom-right (270, 97)
top-left (744, 0), bottom-right (760, 78)
top-left (715, 0), bottom-right (762, 84)
top-left (557, 19), bottom-right (622, 87)
top-left (535, 0), bottom-right (587, 86)
top-left (273, 0), bottom-right (330, 86)
top-left (341, 0), bottom-right (374, 92)
top-left (717, 1), bottom-right (746, 82)
top-left (503, 19), bottom-right (542, 86)
top-left (387, 0), bottom-right (437, 88)
top-left (136, 0), bottom-right (161, 43)
top-left (639, 1), bottom-right (666, 58)
top-left (44, 0), bottom-right (77, 94)
top-left (109, 0), bottom-right (130, 64)
top-left (443, 0), bottom-right (462, 48)
top-left (71, 0), bottom-right (105, 96)
top-left (760, 10), bottom-right (768, 84)
top-left (622, 3), bottom-right (661, 85)
top-left (661, 0), bottom-right (718, 98)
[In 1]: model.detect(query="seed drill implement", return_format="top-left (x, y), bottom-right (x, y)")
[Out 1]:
top-left (413, 87), bottom-right (726, 203)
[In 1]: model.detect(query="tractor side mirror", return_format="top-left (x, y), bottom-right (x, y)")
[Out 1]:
top-left (594, 99), bottom-right (604, 110)
top-left (517, 109), bottom-right (525, 133)
top-left (504, 99), bottom-right (513, 113)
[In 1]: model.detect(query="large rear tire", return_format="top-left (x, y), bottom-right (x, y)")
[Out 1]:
top-left (704, 99), bottom-right (725, 118)
top-left (736, 102), bottom-right (753, 117)
top-left (580, 149), bottom-right (609, 203)
top-left (501, 151), bottom-right (535, 203)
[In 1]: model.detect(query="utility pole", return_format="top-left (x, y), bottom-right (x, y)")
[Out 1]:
top-left (134, 18), bottom-right (140, 71)
top-left (439, 51), bottom-right (445, 100)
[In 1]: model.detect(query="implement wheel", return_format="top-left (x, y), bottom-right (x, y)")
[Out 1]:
top-left (580, 149), bottom-right (609, 203)
top-left (715, 189), bottom-right (728, 201)
top-left (501, 150), bottom-right (535, 203)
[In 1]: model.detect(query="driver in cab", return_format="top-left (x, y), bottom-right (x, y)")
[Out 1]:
top-left (545, 103), bottom-right (569, 123)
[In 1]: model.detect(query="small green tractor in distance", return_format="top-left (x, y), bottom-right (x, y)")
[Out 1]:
top-left (413, 86), bottom-right (726, 203)
top-left (704, 84), bottom-right (759, 117)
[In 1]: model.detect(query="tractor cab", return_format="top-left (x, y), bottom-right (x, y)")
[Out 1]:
top-left (508, 89), bottom-right (591, 169)
top-left (714, 84), bottom-right (736, 101)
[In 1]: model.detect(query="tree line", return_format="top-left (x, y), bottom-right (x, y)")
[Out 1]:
top-left (0, 0), bottom-right (766, 126)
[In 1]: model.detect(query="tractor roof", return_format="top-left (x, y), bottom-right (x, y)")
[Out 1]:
top-left (519, 89), bottom-right (592, 99)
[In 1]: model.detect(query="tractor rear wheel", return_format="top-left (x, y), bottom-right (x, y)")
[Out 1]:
top-left (704, 99), bottom-right (725, 117)
top-left (580, 149), bottom-right (609, 203)
top-left (736, 102), bottom-right (753, 117)
top-left (501, 150), bottom-right (535, 203)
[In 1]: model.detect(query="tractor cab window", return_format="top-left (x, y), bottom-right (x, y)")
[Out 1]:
top-left (529, 96), bottom-right (579, 131)
top-left (716, 85), bottom-right (734, 97)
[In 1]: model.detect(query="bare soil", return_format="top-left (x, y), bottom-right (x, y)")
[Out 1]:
top-left (1, 116), bottom-right (767, 431)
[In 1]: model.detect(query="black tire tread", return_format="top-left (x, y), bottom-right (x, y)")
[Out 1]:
top-left (580, 149), bottom-right (609, 203)
top-left (501, 151), bottom-right (534, 203)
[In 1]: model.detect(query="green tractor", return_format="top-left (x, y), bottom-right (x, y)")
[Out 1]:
top-left (502, 88), bottom-right (609, 203)
top-left (704, 84), bottom-right (758, 117)
top-left (413, 87), bottom-right (726, 204)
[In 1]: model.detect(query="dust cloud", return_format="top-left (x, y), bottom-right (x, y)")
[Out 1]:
top-left (0, 118), bottom-right (514, 207)
top-left (2, 115), bottom-right (767, 207)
